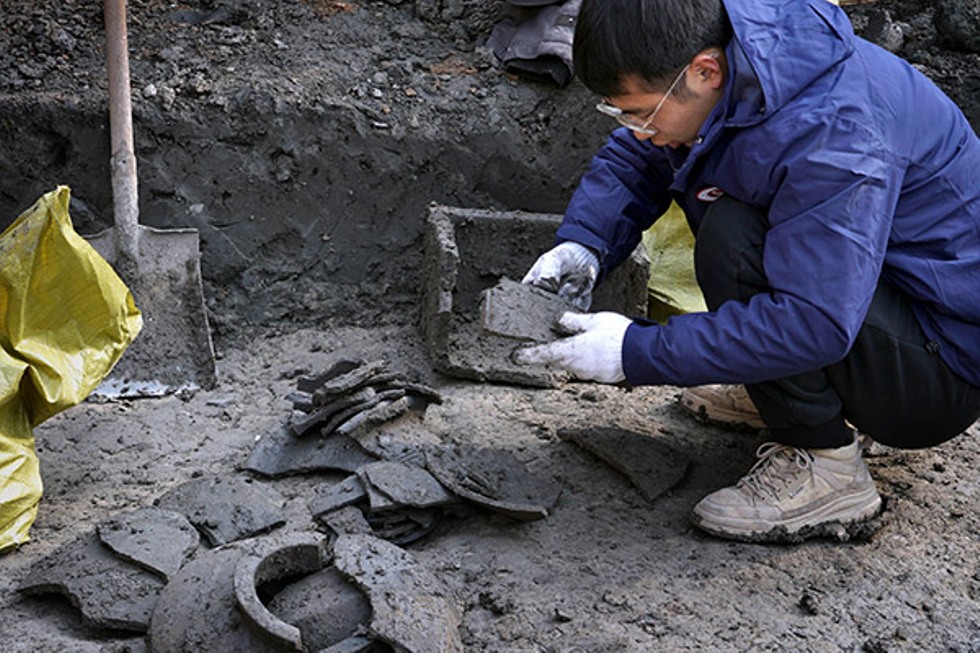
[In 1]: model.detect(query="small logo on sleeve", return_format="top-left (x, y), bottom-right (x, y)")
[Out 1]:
top-left (696, 186), bottom-right (725, 202)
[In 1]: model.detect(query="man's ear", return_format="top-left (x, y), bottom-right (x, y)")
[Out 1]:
top-left (691, 50), bottom-right (725, 91)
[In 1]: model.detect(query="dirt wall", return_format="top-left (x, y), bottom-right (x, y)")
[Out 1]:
top-left (0, 0), bottom-right (977, 342)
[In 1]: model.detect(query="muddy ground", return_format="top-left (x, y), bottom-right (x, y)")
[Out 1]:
top-left (0, 1), bottom-right (978, 651)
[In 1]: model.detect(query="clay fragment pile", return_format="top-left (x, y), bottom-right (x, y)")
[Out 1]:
top-left (286, 358), bottom-right (443, 440)
top-left (17, 355), bottom-right (690, 651)
top-left (307, 443), bottom-right (564, 546)
top-left (17, 354), bottom-right (569, 652)
top-left (246, 356), bottom-right (563, 544)
top-left (244, 358), bottom-right (442, 477)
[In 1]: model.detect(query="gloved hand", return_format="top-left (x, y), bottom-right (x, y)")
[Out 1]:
top-left (512, 311), bottom-right (631, 383)
top-left (521, 241), bottom-right (599, 311)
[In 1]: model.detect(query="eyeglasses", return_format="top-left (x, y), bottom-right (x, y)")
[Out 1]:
top-left (595, 64), bottom-right (690, 136)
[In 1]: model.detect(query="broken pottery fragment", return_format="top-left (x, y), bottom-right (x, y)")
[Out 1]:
top-left (364, 438), bottom-right (429, 467)
top-left (425, 445), bottom-right (562, 521)
top-left (342, 371), bottom-right (401, 394)
top-left (19, 532), bottom-right (166, 632)
top-left (330, 390), bottom-right (407, 437)
top-left (375, 379), bottom-right (443, 405)
top-left (310, 476), bottom-right (441, 546)
top-left (333, 533), bottom-right (463, 653)
top-left (267, 567), bottom-right (373, 651)
top-left (312, 359), bottom-right (389, 403)
top-left (149, 541), bottom-right (277, 651)
top-left (335, 396), bottom-right (411, 439)
top-left (359, 471), bottom-right (401, 513)
top-left (365, 509), bottom-right (439, 546)
top-left (234, 533), bottom-right (329, 650)
top-left (297, 358), bottom-right (365, 393)
top-left (96, 507), bottom-right (199, 580)
top-left (284, 358), bottom-right (441, 451)
top-left (245, 423), bottom-right (379, 478)
top-left (319, 505), bottom-right (374, 537)
top-left (309, 463), bottom-right (444, 544)
top-left (290, 386), bottom-right (377, 437)
top-left (360, 461), bottom-right (456, 509)
top-left (285, 389), bottom-right (314, 412)
top-left (480, 276), bottom-right (573, 342)
top-left (309, 475), bottom-right (369, 518)
top-left (155, 475), bottom-right (286, 546)
top-left (557, 426), bottom-right (690, 502)
top-left (151, 531), bottom-right (379, 653)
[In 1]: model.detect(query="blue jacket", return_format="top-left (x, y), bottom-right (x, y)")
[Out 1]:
top-left (557, 0), bottom-right (980, 387)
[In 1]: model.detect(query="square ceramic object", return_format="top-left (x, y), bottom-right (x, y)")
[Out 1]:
top-left (421, 205), bottom-right (649, 387)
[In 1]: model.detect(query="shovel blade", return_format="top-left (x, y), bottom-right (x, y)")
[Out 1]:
top-left (87, 225), bottom-right (217, 398)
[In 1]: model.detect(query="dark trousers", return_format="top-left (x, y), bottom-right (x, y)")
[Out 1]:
top-left (694, 197), bottom-right (980, 450)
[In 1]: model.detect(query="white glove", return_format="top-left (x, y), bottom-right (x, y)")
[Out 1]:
top-left (521, 241), bottom-right (599, 311)
top-left (512, 311), bottom-right (631, 383)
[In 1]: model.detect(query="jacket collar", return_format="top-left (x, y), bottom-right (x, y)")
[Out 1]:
top-left (669, 0), bottom-right (856, 191)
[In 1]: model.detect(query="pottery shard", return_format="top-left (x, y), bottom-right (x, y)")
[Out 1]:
top-left (557, 426), bottom-right (690, 502)
top-left (96, 507), bottom-right (200, 580)
top-left (268, 566), bottom-right (373, 652)
top-left (296, 358), bottom-right (365, 393)
top-left (360, 460), bottom-right (456, 509)
top-left (244, 423), bottom-right (379, 478)
top-left (319, 505), bottom-right (374, 536)
top-left (365, 509), bottom-right (438, 546)
top-left (19, 532), bottom-right (166, 632)
top-left (308, 475), bottom-right (369, 519)
top-left (312, 359), bottom-right (389, 404)
top-left (286, 389), bottom-right (314, 412)
top-left (358, 470), bottom-right (401, 513)
top-left (290, 358), bottom-right (441, 437)
top-left (333, 533), bottom-right (463, 653)
top-left (148, 543), bottom-right (274, 652)
top-left (377, 379), bottom-right (443, 405)
top-left (290, 386), bottom-right (378, 436)
top-left (425, 445), bottom-right (562, 521)
top-left (479, 276), bottom-right (573, 342)
top-left (336, 395), bottom-right (411, 439)
top-left (233, 533), bottom-right (330, 651)
top-left (155, 475), bottom-right (286, 547)
top-left (329, 389), bottom-right (407, 436)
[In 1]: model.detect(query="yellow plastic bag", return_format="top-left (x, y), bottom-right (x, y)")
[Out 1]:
top-left (642, 202), bottom-right (707, 323)
top-left (0, 186), bottom-right (142, 553)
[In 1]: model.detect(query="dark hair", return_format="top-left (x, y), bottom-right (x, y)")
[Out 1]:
top-left (574, 0), bottom-right (732, 97)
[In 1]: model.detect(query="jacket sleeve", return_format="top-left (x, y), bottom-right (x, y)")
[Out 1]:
top-left (556, 128), bottom-right (677, 278)
top-left (622, 113), bottom-right (902, 386)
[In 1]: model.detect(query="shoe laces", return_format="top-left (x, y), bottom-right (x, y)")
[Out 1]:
top-left (737, 442), bottom-right (813, 500)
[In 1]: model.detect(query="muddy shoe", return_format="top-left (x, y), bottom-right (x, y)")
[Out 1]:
top-left (690, 437), bottom-right (882, 543)
top-left (678, 384), bottom-right (765, 430)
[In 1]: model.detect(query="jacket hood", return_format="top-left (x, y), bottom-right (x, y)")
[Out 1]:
top-left (723, 0), bottom-right (855, 124)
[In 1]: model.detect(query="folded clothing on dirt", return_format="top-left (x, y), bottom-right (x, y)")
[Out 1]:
top-left (488, 0), bottom-right (582, 87)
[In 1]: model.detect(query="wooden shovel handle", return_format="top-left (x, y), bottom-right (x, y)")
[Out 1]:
top-left (105, 0), bottom-right (140, 260)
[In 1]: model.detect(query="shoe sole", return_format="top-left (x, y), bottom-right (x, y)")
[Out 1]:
top-left (690, 486), bottom-right (883, 544)
top-left (678, 398), bottom-right (765, 431)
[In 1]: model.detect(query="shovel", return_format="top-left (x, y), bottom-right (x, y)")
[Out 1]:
top-left (87, 0), bottom-right (217, 398)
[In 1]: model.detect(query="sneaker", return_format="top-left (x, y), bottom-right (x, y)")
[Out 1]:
top-left (678, 384), bottom-right (765, 431)
top-left (690, 437), bottom-right (882, 543)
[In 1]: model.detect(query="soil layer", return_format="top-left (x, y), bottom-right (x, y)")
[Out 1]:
top-left (0, 1), bottom-right (978, 651)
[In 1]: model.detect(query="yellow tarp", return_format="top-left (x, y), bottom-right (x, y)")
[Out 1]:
top-left (643, 202), bottom-right (706, 323)
top-left (0, 186), bottom-right (142, 553)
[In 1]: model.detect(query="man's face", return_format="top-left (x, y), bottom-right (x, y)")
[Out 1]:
top-left (605, 52), bottom-right (725, 148)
